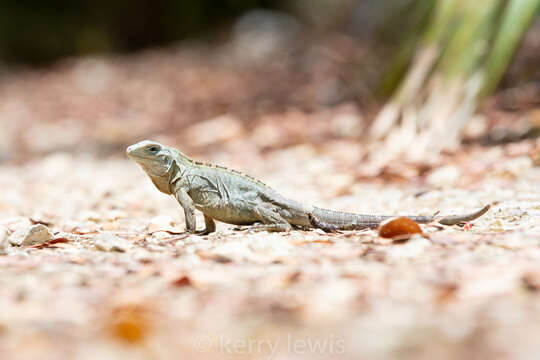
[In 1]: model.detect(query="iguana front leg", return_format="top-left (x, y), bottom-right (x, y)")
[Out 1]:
top-left (175, 188), bottom-right (197, 233)
top-left (175, 188), bottom-right (217, 234)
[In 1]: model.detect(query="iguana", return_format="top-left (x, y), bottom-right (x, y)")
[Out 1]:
top-left (126, 140), bottom-right (490, 234)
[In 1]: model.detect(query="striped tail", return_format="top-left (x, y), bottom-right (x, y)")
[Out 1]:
top-left (308, 204), bottom-right (490, 232)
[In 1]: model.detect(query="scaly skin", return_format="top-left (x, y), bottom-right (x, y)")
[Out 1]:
top-left (126, 140), bottom-right (490, 234)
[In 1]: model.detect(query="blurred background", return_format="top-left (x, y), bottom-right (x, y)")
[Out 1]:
top-left (1, 3), bottom-right (540, 360)
top-left (0, 0), bottom-right (539, 163)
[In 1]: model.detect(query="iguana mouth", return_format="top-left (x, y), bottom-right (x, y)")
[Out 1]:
top-left (125, 146), bottom-right (155, 162)
top-left (125, 145), bottom-right (137, 158)
top-left (125, 145), bottom-right (142, 159)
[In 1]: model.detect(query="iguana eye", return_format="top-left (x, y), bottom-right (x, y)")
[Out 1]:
top-left (147, 146), bottom-right (159, 153)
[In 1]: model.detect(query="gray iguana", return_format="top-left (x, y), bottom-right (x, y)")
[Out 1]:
top-left (127, 140), bottom-right (490, 234)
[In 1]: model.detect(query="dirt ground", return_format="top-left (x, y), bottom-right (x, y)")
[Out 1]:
top-left (0, 47), bottom-right (540, 360)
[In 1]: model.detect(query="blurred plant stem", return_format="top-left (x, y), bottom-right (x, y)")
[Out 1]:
top-left (370, 0), bottom-right (540, 161)
top-left (481, 0), bottom-right (540, 96)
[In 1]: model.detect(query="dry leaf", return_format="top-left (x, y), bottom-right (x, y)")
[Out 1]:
top-left (110, 304), bottom-right (150, 344)
top-left (171, 275), bottom-right (193, 287)
top-left (298, 239), bottom-right (335, 245)
top-left (522, 272), bottom-right (540, 292)
top-left (196, 250), bottom-right (233, 263)
top-left (378, 217), bottom-right (423, 241)
top-left (30, 237), bottom-right (70, 249)
top-left (102, 221), bottom-right (120, 231)
top-left (434, 283), bottom-right (459, 305)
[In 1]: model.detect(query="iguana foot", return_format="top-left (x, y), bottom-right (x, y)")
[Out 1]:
top-left (252, 204), bottom-right (292, 232)
top-left (185, 228), bottom-right (214, 235)
top-left (307, 212), bottom-right (340, 233)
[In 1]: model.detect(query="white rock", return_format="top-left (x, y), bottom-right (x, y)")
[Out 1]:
top-left (427, 165), bottom-right (461, 188)
top-left (500, 156), bottom-right (532, 177)
top-left (331, 112), bottom-right (364, 137)
top-left (80, 211), bottom-right (102, 222)
top-left (8, 224), bottom-right (53, 246)
top-left (147, 215), bottom-right (178, 233)
top-left (462, 115), bottom-right (487, 138)
top-left (0, 217), bottom-right (32, 232)
top-left (94, 234), bottom-right (131, 252)
top-left (105, 210), bottom-right (126, 221)
top-left (0, 226), bottom-right (10, 254)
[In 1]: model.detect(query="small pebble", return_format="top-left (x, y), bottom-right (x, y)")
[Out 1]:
top-left (499, 156), bottom-right (532, 177)
top-left (147, 215), bottom-right (179, 233)
top-left (94, 234), bottom-right (131, 252)
top-left (427, 166), bottom-right (461, 188)
top-left (0, 226), bottom-right (10, 254)
top-left (9, 224), bottom-right (53, 246)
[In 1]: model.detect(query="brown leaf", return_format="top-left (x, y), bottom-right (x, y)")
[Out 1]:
top-left (102, 221), bottom-right (120, 231)
top-left (522, 272), bottom-right (540, 292)
top-left (298, 239), bottom-right (335, 245)
top-left (434, 283), bottom-right (459, 305)
top-left (196, 250), bottom-right (233, 263)
top-left (50, 237), bottom-right (70, 244)
top-left (147, 215), bottom-right (184, 234)
top-left (29, 218), bottom-right (53, 227)
top-left (71, 228), bottom-right (99, 235)
top-left (148, 229), bottom-right (186, 236)
top-left (29, 237), bottom-right (70, 249)
top-left (68, 256), bottom-right (88, 265)
top-left (378, 217), bottom-right (423, 241)
top-left (110, 304), bottom-right (150, 344)
top-left (530, 148), bottom-right (540, 167)
top-left (282, 271), bottom-right (302, 286)
top-left (171, 275), bottom-right (193, 287)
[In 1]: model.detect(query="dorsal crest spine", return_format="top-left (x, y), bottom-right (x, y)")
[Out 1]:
top-left (199, 161), bottom-right (268, 187)
top-left (182, 154), bottom-right (268, 187)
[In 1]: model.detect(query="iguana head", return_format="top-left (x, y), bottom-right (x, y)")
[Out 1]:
top-left (126, 140), bottom-right (176, 193)
top-left (126, 140), bottom-right (174, 175)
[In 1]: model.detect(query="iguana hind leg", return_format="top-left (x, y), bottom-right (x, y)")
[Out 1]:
top-left (251, 204), bottom-right (292, 232)
top-left (195, 214), bottom-right (216, 235)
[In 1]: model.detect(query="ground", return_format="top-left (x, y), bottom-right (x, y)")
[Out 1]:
top-left (0, 48), bottom-right (539, 360)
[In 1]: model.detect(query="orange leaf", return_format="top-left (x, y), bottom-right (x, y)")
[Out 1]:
top-left (110, 304), bottom-right (150, 344)
top-left (378, 217), bottom-right (423, 241)
top-left (171, 275), bottom-right (193, 287)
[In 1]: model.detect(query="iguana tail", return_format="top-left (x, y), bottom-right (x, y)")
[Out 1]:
top-left (308, 204), bottom-right (490, 232)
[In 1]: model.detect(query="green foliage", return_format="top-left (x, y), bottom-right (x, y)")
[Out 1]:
top-left (481, 0), bottom-right (540, 96)
top-left (371, 0), bottom-right (540, 157)
top-left (380, 0), bottom-right (540, 100)
top-left (0, 0), bottom-right (285, 64)
top-left (377, 0), bottom-right (436, 96)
